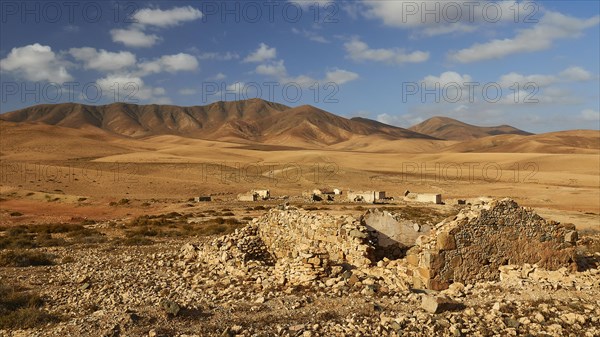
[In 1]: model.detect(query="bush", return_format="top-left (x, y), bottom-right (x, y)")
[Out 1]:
top-left (0, 282), bottom-right (58, 329)
top-left (0, 250), bottom-right (54, 267)
top-left (115, 236), bottom-right (154, 246)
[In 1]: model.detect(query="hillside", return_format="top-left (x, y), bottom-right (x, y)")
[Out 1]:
top-left (409, 116), bottom-right (532, 140)
top-left (0, 99), bottom-right (434, 145)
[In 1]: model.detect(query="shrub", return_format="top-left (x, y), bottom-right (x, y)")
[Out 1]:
top-left (115, 236), bottom-right (154, 246)
top-left (0, 250), bottom-right (54, 267)
top-left (0, 282), bottom-right (58, 329)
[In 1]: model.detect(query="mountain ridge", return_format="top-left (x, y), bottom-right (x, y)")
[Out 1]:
top-left (0, 99), bottom-right (437, 145)
top-left (409, 116), bottom-right (533, 140)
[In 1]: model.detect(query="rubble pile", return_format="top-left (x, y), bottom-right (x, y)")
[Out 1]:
top-left (407, 198), bottom-right (579, 290)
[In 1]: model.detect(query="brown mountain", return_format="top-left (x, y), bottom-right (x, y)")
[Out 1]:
top-left (0, 99), bottom-right (435, 145)
top-left (409, 116), bottom-right (532, 141)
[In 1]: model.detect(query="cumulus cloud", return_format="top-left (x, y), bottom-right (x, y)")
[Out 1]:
top-left (243, 43), bottom-right (277, 63)
top-left (110, 28), bottom-right (160, 48)
top-left (344, 37), bottom-right (429, 64)
top-left (422, 71), bottom-right (473, 87)
top-left (580, 109), bottom-right (599, 121)
top-left (498, 66), bottom-right (594, 88)
top-left (197, 52), bottom-right (240, 61)
top-left (325, 69), bottom-right (360, 85)
top-left (138, 53), bottom-right (199, 76)
top-left (560, 66), bottom-right (593, 81)
top-left (498, 72), bottom-right (557, 88)
top-left (110, 6), bottom-right (202, 47)
top-left (256, 60), bottom-right (288, 78)
top-left (96, 74), bottom-right (170, 103)
top-left (212, 73), bottom-right (227, 80)
top-left (0, 43), bottom-right (72, 82)
top-left (253, 59), bottom-right (359, 88)
top-left (133, 6), bottom-right (203, 28)
top-left (69, 47), bottom-right (136, 72)
top-left (288, 0), bottom-right (334, 9)
top-left (449, 11), bottom-right (600, 63)
top-left (292, 28), bottom-right (330, 43)
top-left (362, 1), bottom-right (556, 36)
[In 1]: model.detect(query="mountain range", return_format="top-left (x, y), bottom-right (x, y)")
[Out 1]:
top-left (0, 99), bottom-right (533, 144)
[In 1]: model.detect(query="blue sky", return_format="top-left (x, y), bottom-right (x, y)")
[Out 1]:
top-left (1, 0), bottom-right (599, 133)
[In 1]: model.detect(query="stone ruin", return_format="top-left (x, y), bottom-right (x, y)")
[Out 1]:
top-left (361, 209), bottom-right (432, 260)
top-left (183, 198), bottom-right (578, 292)
top-left (406, 199), bottom-right (578, 290)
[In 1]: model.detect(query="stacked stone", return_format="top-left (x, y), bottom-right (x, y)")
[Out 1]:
top-left (407, 198), bottom-right (578, 290)
top-left (274, 251), bottom-right (331, 286)
top-left (255, 209), bottom-right (375, 269)
top-left (191, 224), bottom-right (274, 272)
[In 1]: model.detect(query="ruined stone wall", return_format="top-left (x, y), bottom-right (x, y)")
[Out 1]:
top-left (407, 199), bottom-right (578, 290)
top-left (256, 209), bottom-right (375, 269)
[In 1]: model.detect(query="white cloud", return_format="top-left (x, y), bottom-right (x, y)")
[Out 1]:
top-left (376, 113), bottom-right (421, 128)
top-left (226, 82), bottom-right (245, 92)
top-left (256, 60), bottom-right (288, 78)
top-left (344, 37), bottom-right (429, 64)
top-left (498, 66), bottom-right (594, 88)
top-left (560, 66), bottom-right (593, 81)
top-left (580, 109), bottom-right (599, 121)
top-left (362, 1), bottom-right (554, 36)
top-left (138, 53), bottom-right (199, 76)
top-left (133, 6), bottom-right (203, 28)
top-left (420, 71), bottom-right (473, 103)
top-left (197, 52), bottom-right (240, 61)
top-left (498, 72), bottom-right (557, 88)
top-left (288, 0), bottom-right (334, 9)
top-left (422, 71), bottom-right (473, 87)
top-left (110, 28), bottom-right (160, 48)
top-left (0, 43), bottom-right (72, 82)
top-left (69, 47), bottom-right (136, 72)
top-left (292, 28), bottom-right (330, 43)
top-left (212, 73), bottom-right (227, 80)
top-left (243, 43), bottom-right (277, 63)
top-left (96, 74), bottom-right (169, 103)
top-left (449, 11), bottom-right (600, 63)
top-left (325, 69), bottom-right (359, 85)
top-left (253, 59), bottom-right (359, 88)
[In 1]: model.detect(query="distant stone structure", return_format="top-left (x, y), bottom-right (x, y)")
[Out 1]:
top-left (404, 191), bottom-right (442, 204)
top-left (348, 191), bottom-right (386, 203)
top-left (252, 189), bottom-right (270, 200)
top-left (406, 199), bottom-right (578, 290)
top-left (237, 192), bottom-right (258, 202)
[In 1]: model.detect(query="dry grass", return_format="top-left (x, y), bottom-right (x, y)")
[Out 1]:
top-left (0, 282), bottom-right (59, 329)
top-left (126, 213), bottom-right (246, 238)
top-left (0, 223), bottom-right (106, 249)
top-left (0, 250), bottom-right (55, 267)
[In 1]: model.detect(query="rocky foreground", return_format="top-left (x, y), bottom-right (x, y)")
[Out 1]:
top-left (0, 230), bottom-right (598, 337)
top-left (1, 201), bottom-right (599, 337)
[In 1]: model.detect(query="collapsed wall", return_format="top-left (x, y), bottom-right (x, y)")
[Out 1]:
top-left (407, 198), bottom-right (578, 290)
top-left (257, 208), bottom-right (375, 269)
